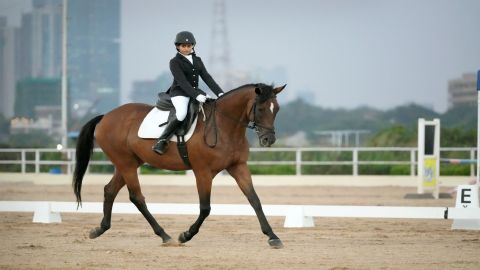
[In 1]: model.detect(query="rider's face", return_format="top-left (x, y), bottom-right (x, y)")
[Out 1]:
top-left (177, 43), bottom-right (193, 55)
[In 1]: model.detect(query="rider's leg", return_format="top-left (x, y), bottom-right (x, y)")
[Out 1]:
top-left (152, 96), bottom-right (189, 154)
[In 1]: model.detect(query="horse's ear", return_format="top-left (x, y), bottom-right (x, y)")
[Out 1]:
top-left (273, 84), bottom-right (286, 94)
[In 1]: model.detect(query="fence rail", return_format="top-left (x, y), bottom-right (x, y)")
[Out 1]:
top-left (0, 147), bottom-right (476, 176)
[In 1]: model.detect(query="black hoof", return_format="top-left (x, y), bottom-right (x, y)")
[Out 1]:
top-left (89, 227), bottom-right (105, 239)
top-left (268, 238), bottom-right (284, 249)
top-left (178, 231), bottom-right (192, 243)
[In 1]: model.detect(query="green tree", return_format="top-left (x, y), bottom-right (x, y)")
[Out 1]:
top-left (367, 125), bottom-right (416, 147)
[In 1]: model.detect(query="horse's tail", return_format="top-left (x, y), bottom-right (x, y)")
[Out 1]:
top-left (73, 115), bottom-right (104, 207)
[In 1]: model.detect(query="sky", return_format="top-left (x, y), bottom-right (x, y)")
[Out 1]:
top-left (1, 0), bottom-right (479, 113)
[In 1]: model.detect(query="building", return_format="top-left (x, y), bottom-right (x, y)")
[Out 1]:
top-left (131, 72), bottom-right (173, 105)
top-left (0, 17), bottom-right (20, 118)
top-left (17, 0), bottom-right (62, 79)
top-left (1, 0), bottom-right (121, 142)
top-left (448, 73), bottom-right (477, 108)
top-left (14, 0), bottom-right (121, 120)
top-left (68, 0), bottom-right (121, 119)
top-left (11, 78), bottom-right (62, 142)
top-left (14, 78), bottom-right (61, 118)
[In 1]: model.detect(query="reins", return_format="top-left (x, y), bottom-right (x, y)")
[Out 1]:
top-left (202, 101), bottom-right (218, 148)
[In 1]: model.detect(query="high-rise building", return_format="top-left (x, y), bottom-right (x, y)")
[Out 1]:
top-left (68, 0), bottom-right (121, 119)
top-left (17, 0), bottom-right (62, 79)
top-left (11, 0), bottom-right (62, 122)
top-left (0, 17), bottom-right (20, 118)
top-left (14, 78), bottom-right (61, 118)
top-left (448, 73), bottom-right (477, 108)
top-left (3, 0), bottom-right (120, 124)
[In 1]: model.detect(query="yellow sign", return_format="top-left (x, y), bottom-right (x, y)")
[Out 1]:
top-left (423, 158), bottom-right (437, 188)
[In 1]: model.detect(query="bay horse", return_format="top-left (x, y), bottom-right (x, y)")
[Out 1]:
top-left (73, 83), bottom-right (286, 248)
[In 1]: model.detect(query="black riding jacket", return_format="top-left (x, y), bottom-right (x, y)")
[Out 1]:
top-left (166, 53), bottom-right (224, 98)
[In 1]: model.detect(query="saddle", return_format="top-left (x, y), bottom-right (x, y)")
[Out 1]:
top-left (152, 92), bottom-right (200, 167)
top-left (156, 92), bottom-right (199, 137)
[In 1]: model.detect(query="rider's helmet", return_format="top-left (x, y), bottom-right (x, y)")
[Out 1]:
top-left (174, 31), bottom-right (196, 46)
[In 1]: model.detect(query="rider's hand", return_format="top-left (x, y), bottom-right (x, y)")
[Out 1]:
top-left (218, 93), bottom-right (224, 97)
top-left (206, 94), bottom-right (213, 99)
top-left (196, 94), bottom-right (207, 103)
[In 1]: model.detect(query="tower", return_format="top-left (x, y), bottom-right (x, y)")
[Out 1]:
top-left (209, 0), bottom-right (232, 90)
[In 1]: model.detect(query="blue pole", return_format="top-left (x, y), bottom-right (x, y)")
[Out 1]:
top-left (477, 70), bottom-right (480, 185)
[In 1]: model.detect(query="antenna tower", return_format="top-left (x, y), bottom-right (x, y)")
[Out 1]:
top-left (209, 0), bottom-right (231, 90)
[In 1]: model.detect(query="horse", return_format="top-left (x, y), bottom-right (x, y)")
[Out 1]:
top-left (72, 83), bottom-right (286, 248)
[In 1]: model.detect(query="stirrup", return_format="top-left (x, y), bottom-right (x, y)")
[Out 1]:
top-left (152, 140), bottom-right (168, 155)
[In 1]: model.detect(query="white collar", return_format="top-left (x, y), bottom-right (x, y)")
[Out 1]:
top-left (181, 53), bottom-right (193, 64)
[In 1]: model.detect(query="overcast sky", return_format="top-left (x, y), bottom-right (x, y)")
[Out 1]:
top-left (2, 0), bottom-right (479, 112)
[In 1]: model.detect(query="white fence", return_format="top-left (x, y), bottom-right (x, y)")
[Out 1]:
top-left (0, 147), bottom-right (476, 176)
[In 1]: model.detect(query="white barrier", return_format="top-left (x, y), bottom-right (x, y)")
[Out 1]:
top-left (1, 201), bottom-right (479, 229)
top-left (417, 118), bottom-right (441, 198)
top-left (452, 185), bottom-right (480, 230)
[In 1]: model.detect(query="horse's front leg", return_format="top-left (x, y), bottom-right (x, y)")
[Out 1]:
top-left (227, 163), bottom-right (283, 249)
top-left (178, 169), bottom-right (213, 244)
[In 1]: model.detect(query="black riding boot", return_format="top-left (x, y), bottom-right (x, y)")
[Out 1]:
top-left (152, 118), bottom-right (182, 155)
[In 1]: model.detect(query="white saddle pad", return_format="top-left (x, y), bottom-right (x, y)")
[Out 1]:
top-left (138, 107), bottom-right (197, 141)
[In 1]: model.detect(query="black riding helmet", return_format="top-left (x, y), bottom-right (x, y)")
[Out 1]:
top-left (174, 31), bottom-right (196, 46)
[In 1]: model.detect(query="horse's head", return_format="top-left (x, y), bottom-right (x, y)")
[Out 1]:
top-left (249, 84), bottom-right (286, 147)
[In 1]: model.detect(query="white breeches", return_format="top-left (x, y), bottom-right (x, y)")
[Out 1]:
top-left (171, 96), bottom-right (190, 121)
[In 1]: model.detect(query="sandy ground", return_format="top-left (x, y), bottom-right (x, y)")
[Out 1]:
top-left (0, 179), bottom-right (479, 270)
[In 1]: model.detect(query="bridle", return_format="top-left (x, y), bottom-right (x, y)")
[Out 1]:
top-left (247, 98), bottom-right (276, 135)
top-left (203, 96), bottom-right (276, 147)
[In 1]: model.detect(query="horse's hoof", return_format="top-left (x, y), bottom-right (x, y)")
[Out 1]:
top-left (162, 238), bottom-right (182, 247)
top-left (89, 227), bottom-right (103, 239)
top-left (178, 232), bottom-right (190, 243)
top-left (268, 238), bottom-right (284, 249)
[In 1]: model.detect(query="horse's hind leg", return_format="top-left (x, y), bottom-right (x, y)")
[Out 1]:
top-left (89, 171), bottom-right (125, 239)
top-left (122, 169), bottom-right (175, 245)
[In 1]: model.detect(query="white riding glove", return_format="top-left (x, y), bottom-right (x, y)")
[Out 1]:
top-left (218, 93), bottom-right (224, 97)
top-left (196, 94), bottom-right (207, 103)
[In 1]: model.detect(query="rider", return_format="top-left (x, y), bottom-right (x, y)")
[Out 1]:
top-left (152, 31), bottom-right (225, 154)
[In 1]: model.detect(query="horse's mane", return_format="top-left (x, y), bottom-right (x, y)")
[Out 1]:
top-left (218, 83), bottom-right (275, 102)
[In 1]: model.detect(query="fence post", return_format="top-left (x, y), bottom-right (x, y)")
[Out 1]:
top-left (471, 149), bottom-right (475, 177)
top-left (21, 150), bottom-right (26, 174)
top-left (296, 149), bottom-right (301, 176)
top-left (66, 149), bottom-right (72, 175)
top-left (35, 150), bottom-right (40, 173)
top-left (411, 149), bottom-right (416, 176)
top-left (353, 149), bottom-right (358, 176)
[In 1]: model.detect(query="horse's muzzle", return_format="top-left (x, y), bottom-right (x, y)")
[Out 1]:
top-left (259, 133), bottom-right (276, 147)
